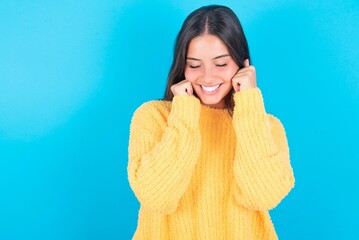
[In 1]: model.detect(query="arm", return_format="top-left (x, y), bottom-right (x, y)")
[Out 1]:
top-left (232, 88), bottom-right (295, 211)
top-left (128, 96), bottom-right (201, 215)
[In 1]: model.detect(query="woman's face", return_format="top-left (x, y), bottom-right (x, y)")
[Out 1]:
top-left (184, 34), bottom-right (239, 109)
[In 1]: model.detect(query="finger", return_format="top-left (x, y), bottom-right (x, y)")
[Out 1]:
top-left (244, 59), bottom-right (250, 67)
top-left (186, 87), bottom-right (193, 95)
top-left (186, 83), bottom-right (193, 95)
top-left (232, 80), bottom-right (240, 92)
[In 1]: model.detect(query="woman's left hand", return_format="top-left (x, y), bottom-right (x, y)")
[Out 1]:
top-left (232, 59), bottom-right (257, 92)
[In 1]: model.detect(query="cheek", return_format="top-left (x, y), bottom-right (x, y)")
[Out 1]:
top-left (220, 66), bottom-right (239, 82)
top-left (184, 68), bottom-right (198, 82)
top-left (217, 70), bottom-right (235, 83)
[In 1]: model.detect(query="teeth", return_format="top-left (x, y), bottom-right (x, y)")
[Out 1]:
top-left (201, 84), bottom-right (220, 92)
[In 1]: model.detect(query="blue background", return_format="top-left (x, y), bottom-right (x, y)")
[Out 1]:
top-left (1, 0), bottom-right (358, 239)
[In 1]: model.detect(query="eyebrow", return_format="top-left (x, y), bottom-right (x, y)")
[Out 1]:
top-left (186, 54), bottom-right (230, 61)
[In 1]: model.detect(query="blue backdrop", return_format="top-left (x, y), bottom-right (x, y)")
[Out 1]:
top-left (1, 0), bottom-right (358, 239)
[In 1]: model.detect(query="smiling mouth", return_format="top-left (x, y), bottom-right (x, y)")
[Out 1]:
top-left (201, 84), bottom-right (221, 93)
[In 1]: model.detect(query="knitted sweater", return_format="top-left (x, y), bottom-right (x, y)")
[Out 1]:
top-left (128, 88), bottom-right (295, 240)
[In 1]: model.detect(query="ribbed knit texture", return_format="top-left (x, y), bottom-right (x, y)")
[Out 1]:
top-left (128, 88), bottom-right (295, 240)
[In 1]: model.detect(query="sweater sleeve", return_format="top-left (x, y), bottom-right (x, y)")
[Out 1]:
top-left (128, 96), bottom-right (201, 215)
top-left (231, 88), bottom-right (295, 211)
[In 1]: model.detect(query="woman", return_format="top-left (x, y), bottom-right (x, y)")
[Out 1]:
top-left (128, 5), bottom-right (294, 239)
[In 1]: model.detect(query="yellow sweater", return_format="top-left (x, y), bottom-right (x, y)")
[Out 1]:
top-left (128, 88), bottom-right (295, 239)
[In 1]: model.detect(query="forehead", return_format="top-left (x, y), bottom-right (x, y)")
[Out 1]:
top-left (187, 34), bottom-right (229, 58)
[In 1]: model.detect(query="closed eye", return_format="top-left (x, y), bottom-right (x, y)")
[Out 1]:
top-left (189, 65), bottom-right (200, 69)
top-left (216, 63), bottom-right (227, 67)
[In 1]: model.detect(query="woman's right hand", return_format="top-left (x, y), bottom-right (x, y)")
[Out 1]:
top-left (170, 80), bottom-right (193, 96)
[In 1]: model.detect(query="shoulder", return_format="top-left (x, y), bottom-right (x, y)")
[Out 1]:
top-left (267, 113), bottom-right (280, 123)
top-left (133, 100), bottom-right (172, 117)
top-left (131, 100), bottom-right (172, 126)
top-left (267, 113), bottom-right (283, 127)
top-left (267, 113), bottom-right (287, 138)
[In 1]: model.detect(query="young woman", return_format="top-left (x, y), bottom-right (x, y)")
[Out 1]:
top-left (128, 5), bottom-right (294, 240)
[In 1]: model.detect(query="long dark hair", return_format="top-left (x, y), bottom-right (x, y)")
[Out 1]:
top-left (164, 5), bottom-right (251, 111)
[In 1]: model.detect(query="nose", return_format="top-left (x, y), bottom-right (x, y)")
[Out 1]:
top-left (201, 66), bottom-right (216, 84)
